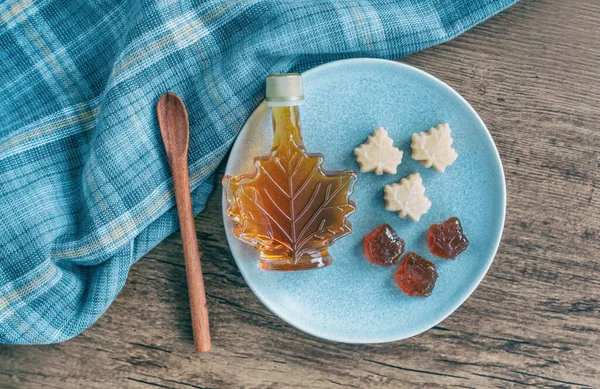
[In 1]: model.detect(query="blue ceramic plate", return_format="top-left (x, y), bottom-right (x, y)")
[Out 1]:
top-left (222, 58), bottom-right (505, 343)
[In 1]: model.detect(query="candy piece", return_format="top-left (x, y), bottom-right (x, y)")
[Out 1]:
top-left (384, 173), bottom-right (431, 222)
top-left (394, 252), bottom-right (438, 297)
top-left (354, 127), bottom-right (403, 175)
top-left (428, 217), bottom-right (469, 259)
top-left (411, 123), bottom-right (458, 173)
top-left (363, 224), bottom-right (405, 266)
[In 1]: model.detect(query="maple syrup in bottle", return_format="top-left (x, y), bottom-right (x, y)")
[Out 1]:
top-left (223, 74), bottom-right (357, 270)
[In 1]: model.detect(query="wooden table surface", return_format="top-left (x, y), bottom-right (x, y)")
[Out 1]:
top-left (2, 0), bottom-right (599, 388)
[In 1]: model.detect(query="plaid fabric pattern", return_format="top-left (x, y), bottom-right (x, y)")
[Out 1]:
top-left (0, 0), bottom-right (515, 344)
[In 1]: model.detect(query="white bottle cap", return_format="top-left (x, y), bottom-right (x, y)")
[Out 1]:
top-left (266, 73), bottom-right (304, 105)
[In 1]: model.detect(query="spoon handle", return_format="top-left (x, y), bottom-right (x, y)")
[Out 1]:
top-left (172, 163), bottom-right (211, 353)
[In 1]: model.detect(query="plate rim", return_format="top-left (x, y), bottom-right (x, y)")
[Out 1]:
top-left (222, 57), bottom-right (507, 343)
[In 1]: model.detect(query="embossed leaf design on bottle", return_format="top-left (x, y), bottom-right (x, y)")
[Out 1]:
top-left (223, 105), bottom-right (357, 270)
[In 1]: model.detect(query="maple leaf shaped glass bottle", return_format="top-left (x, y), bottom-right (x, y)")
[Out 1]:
top-left (223, 74), bottom-right (357, 270)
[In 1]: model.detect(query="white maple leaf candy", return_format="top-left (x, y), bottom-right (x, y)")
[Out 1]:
top-left (411, 123), bottom-right (458, 173)
top-left (354, 127), bottom-right (403, 175)
top-left (384, 172), bottom-right (432, 222)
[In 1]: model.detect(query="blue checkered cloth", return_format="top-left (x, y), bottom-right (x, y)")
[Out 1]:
top-left (0, 0), bottom-right (515, 344)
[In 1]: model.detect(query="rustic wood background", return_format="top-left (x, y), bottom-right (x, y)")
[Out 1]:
top-left (1, 0), bottom-right (599, 387)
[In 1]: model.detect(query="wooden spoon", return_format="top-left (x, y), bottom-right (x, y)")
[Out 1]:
top-left (157, 92), bottom-right (211, 352)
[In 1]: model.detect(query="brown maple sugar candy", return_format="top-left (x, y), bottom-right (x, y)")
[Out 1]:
top-left (428, 217), bottom-right (469, 259)
top-left (363, 224), bottom-right (405, 266)
top-left (395, 252), bottom-right (438, 297)
top-left (222, 74), bottom-right (357, 271)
